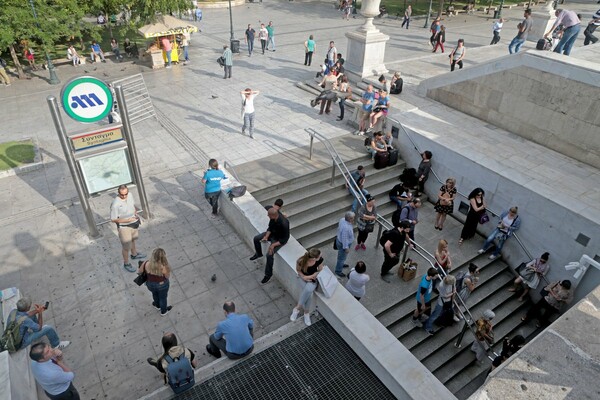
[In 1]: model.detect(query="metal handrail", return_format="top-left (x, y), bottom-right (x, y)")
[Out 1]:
top-left (223, 160), bottom-right (241, 183)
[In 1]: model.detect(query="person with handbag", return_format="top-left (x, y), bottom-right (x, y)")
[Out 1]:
top-left (380, 220), bottom-right (411, 282)
top-left (459, 188), bottom-right (487, 245)
top-left (509, 252), bottom-right (550, 301)
top-left (290, 248), bottom-right (324, 326)
top-left (434, 177), bottom-right (457, 231)
top-left (424, 274), bottom-right (456, 335)
top-left (522, 280), bottom-right (572, 327)
top-left (138, 248), bottom-right (172, 316)
top-left (355, 194), bottom-right (377, 251)
top-left (477, 206), bottom-right (521, 260)
top-left (471, 310), bottom-right (495, 363)
top-left (222, 44), bottom-right (232, 79)
top-left (111, 185), bottom-right (146, 273)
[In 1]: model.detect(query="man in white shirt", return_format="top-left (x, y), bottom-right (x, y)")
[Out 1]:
top-left (30, 343), bottom-right (80, 400)
top-left (491, 18), bottom-right (504, 45)
top-left (241, 88), bottom-right (260, 139)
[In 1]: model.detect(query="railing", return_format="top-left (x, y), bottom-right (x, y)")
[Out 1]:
top-left (223, 160), bottom-right (241, 183)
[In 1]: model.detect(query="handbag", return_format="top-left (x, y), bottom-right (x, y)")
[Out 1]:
top-left (133, 261), bottom-right (147, 286)
top-left (317, 266), bottom-right (338, 298)
top-left (217, 56), bottom-right (225, 66)
top-left (365, 221), bottom-right (375, 233)
top-left (332, 237), bottom-right (338, 250)
top-left (479, 211), bottom-right (490, 224)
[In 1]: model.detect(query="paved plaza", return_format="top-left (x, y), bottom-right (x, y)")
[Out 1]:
top-left (0, 1), bottom-right (598, 398)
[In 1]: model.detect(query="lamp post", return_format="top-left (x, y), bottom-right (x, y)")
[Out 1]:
top-left (28, 0), bottom-right (60, 85)
top-left (228, 0), bottom-right (234, 41)
top-left (498, 0), bottom-right (505, 18)
top-left (423, 0), bottom-right (434, 28)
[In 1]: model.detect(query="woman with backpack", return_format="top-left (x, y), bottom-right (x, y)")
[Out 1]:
top-left (147, 332), bottom-right (197, 393)
top-left (432, 25), bottom-right (446, 53)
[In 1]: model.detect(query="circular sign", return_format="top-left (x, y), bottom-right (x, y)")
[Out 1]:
top-left (60, 76), bottom-right (113, 123)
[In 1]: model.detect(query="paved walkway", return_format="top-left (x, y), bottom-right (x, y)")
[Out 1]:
top-left (0, 1), bottom-right (598, 399)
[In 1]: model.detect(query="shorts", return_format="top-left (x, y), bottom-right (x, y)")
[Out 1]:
top-left (416, 300), bottom-right (431, 314)
top-left (359, 109), bottom-right (371, 121)
top-left (118, 226), bottom-right (139, 251)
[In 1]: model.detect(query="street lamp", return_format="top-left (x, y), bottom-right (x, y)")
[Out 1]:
top-left (28, 0), bottom-right (60, 85)
top-left (423, 0), bottom-right (434, 28)
top-left (228, 0), bottom-right (234, 41)
top-left (498, 0), bottom-right (506, 19)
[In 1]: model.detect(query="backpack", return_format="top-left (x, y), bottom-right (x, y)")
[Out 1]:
top-left (392, 205), bottom-right (410, 227)
top-left (364, 136), bottom-right (371, 147)
top-left (379, 229), bottom-right (393, 247)
top-left (0, 310), bottom-right (28, 353)
top-left (455, 271), bottom-right (467, 293)
top-left (0, 58), bottom-right (7, 68)
top-left (228, 185), bottom-right (247, 200)
top-left (164, 353), bottom-right (195, 394)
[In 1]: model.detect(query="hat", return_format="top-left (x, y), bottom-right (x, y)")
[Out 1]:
top-left (364, 194), bottom-right (373, 202)
top-left (483, 310), bottom-right (495, 320)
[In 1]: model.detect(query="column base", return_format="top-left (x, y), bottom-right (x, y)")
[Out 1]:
top-left (345, 29), bottom-right (390, 80)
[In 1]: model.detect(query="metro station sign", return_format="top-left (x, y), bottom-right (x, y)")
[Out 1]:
top-left (60, 76), bottom-right (113, 123)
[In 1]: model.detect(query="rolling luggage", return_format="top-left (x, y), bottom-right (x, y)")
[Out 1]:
top-left (374, 151), bottom-right (389, 169)
top-left (388, 148), bottom-right (399, 166)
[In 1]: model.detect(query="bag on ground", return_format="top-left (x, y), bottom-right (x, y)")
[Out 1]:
top-left (388, 148), bottom-right (399, 166)
top-left (164, 353), bottom-right (195, 394)
top-left (374, 151), bottom-right (389, 169)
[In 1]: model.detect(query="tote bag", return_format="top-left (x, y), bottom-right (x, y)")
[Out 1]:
top-left (317, 266), bottom-right (338, 298)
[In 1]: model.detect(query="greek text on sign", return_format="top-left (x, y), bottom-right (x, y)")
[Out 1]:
top-left (71, 127), bottom-right (124, 151)
top-left (60, 76), bottom-right (113, 123)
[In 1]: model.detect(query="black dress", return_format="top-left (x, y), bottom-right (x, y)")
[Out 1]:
top-left (461, 197), bottom-right (483, 240)
top-left (434, 185), bottom-right (456, 215)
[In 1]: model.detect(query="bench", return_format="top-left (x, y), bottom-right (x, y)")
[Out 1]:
top-left (50, 51), bottom-right (118, 68)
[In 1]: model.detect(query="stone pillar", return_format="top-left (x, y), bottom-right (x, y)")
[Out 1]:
top-left (528, 3), bottom-right (557, 42)
top-left (344, 0), bottom-right (390, 80)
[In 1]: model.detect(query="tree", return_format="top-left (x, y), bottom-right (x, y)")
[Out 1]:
top-left (130, 0), bottom-right (193, 23)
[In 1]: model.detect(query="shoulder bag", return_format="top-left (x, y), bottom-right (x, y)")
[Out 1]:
top-left (133, 261), bottom-right (148, 286)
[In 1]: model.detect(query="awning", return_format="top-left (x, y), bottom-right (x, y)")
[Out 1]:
top-left (137, 15), bottom-right (199, 39)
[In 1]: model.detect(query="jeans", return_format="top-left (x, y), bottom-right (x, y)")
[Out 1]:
top-left (146, 280), bottom-right (170, 313)
top-left (112, 48), bottom-right (121, 61)
top-left (208, 333), bottom-right (253, 360)
top-left (247, 40), bottom-right (254, 55)
top-left (334, 239), bottom-right (349, 274)
top-left (508, 37), bottom-right (525, 54)
top-left (481, 228), bottom-right (507, 257)
top-left (165, 50), bottom-right (172, 66)
top-left (450, 60), bottom-right (463, 71)
top-left (253, 233), bottom-right (283, 278)
top-left (297, 278), bottom-right (318, 310)
top-left (268, 36), bottom-right (275, 50)
top-left (205, 191), bottom-right (221, 214)
top-left (45, 382), bottom-right (80, 400)
top-left (224, 65), bottom-right (232, 79)
top-left (304, 51), bottom-right (313, 66)
top-left (389, 194), bottom-right (404, 209)
top-left (424, 300), bottom-right (452, 332)
top-left (260, 39), bottom-right (267, 54)
top-left (242, 112), bottom-right (255, 137)
top-left (401, 17), bottom-right (410, 29)
top-left (183, 45), bottom-right (189, 61)
top-left (22, 325), bottom-right (60, 348)
top-left (554, 24), bottom-right (581, 55)
top-left (584, 24), bottom-right (598, 45)
top-left (351, 188), bottom-right (369, 213)
top-left (338, 98), bottom-right (345, 119)
top-left (490, 31), bottom-right (501, 45)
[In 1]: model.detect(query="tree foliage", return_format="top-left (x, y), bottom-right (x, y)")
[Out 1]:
top-left (131, 0), bottom-right (194, 23)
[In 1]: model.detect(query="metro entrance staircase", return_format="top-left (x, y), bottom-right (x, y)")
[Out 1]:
top-left (251, 152), bottom-right (541, 399)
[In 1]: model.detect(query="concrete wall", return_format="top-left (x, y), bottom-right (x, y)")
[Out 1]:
top-left (219, 179), bottom-right (456, 400)
top-left (392, 125), bottom-right (600, 304)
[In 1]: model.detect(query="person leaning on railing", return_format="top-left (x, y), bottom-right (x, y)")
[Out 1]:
top-left (477, 206), bottom-right (521, 261)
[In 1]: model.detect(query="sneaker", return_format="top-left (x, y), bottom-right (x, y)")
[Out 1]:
top-left (160, 306), bottom-right (173, 316)
top-left (358, 131), bottom-right (366, 136)
top-left (310, 99), bottom-right (316, 108)
top-left (165, 65), bottom-right (172, 68)
top-left (335, 272), bottom-right (346, 278)
top-left (249, 254), bottom-right (262, 261)
top-left (477, 249), bottom-right (485, 255)
top-left (453, 315), bottom-right (460, 322)
top-left (426, 330), bottom-right (435, 336)
top-left (123, 263), bottom-right (136, 273)
top-left (489, 254), bottom-right (498, 260)
top-left (411, 318), bottom-right (423, 328)
top-left (261, 276), bottom-right (271, 284)
top-left (131, 252), bottom-right (146, 260)
top-left (361, 244), bottom-right (366, 250)
top-left (303, 314), bottom-right (312, 326)
top-left (56, 341), bottom-right (70, 350)
top-left (290, 308), bottom-right (300, 322)
top-left (147, 357), bottom-right (158, 367)
top-left (355, 244), bottom-right (361, 251)
top-left (381, 275), bottom-right (391, 283)
top-left (152, 302), bottom-right (160, 310)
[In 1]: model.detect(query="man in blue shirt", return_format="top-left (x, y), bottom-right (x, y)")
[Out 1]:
top-left (202, 158), bottom-right (227, 217)
top-left (90, 40), bottom-right (106, 63)
top-left (334, 211), bottom-right (355, 277)
top-left (206, 301), bottom-right (254, 359)
top-left (30, 342), bottom-right (79, 399)
top-left (357, 85), bottom-right (375, 135)
top-left (411, 268), bottom-right (439, 327)
top-left (13, 297), bottom-right (70, 351)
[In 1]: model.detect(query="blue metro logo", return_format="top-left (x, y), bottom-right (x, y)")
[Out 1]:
top-left (71, 93), bottom-right (105, 109)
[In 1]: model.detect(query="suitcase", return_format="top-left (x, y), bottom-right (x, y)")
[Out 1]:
top-left (388, 148), bottom-right (399, 166)
top-left (374, 151), bottom-right (389, 169)
top-left (536, 38), bottom-right (552, 51)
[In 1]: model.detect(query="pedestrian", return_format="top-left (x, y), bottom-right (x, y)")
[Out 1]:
top-left (314, 69), bottom-right (338, 115)
top-left (430, 18), bottom-right (441, 48)
top-left (490, 18), bottom-right (504, 45)
top-left (583, 9), bottom-right (600, 45)
top-left (369, 90), bottom-right (390, 131)
top-left (508, 9), bottom-right (532, 54)
top-left (424, 275), bottom-right (456, 335)
top-left (449, 39), bottom-right (466, 71)
top-left (250, 207), bottom-right (290, 284)
top-left (241, 88), bottom-right (260, 138)
top-left (30, 343), bottom-right (80, 400)
top-left (23, 47), bottom-right (38, 70)
top-left (545, 9), bottom-right (581, 56)
top-left (0, 57), bottom-right (11, 86)
top-left (432, 239), bottom-right (452, 291)
top-left (90, 40), bottom-right (106, 63)
top-left (400, 197), bottom-right (421, 242)
top-left (453, 262), bottom-right (480, 321)
top-left (245, 24), bottom-right (256, 56)
top-left (147, 332), bottom-right (197, 382)
top-left (265, 198), bottom-right (285, 216)
top-left (138, 248), bottom-right (172, 316)
top-left (389, 181), bottom-right (412, 209)
top-left (411, 267), bottom-right (439, 327)
top-left (181, 32), bottom-right (191, 63)
top-left (345, 262), bottom-right (369, 300)
top-left (202, 159), bottom-right (226, 216)
top-left (206, 301), bottom-right (254, 359)
top-left (390, 71), bottom-right (403, 95)
top-left (110, 38), bottom-right (122, 62)
top-left (509, 252), bottom-right (550, 301)
top-left (290, 248), bottom-right (324, 326)
top-left (343, 0), bottom-right (352, 20)
top-left (471, 310), bottom-right (495, 363)
top-left (355, 194), bottom-right (377, 251)
top-left (477, 206), bottom-right (521, 260)
top-left (304, 35), bottom-right (316, 66)
top-left (337, 75), bottom-right (352, 121)
top-left (490, 335), bottom-right (525, 372)
top-left (266, 21), bottom-right (275, 51)
top-left (434, 177), bottom-right (457, 230)
top-left (222, 44), bottom-right (232, 78)
top-left (357, 84), bottom-right (375, 135)
top-left (334, 211), bottom-right (355, 278)
top-left (8, 297), bottom-right (70, 350)
top-left (402, 5), bottom-right (412, 29)
top-left (523, 280), bottom-right (572, 328)
top-left (325, 41), bottom-right (337, 73)
top-left (161, 37), bottom-right (172, 68)
top-left (195, 7), bottom-right (203, 28)
top-left (415, 151), bottom-right (432, 196)
top-left (459, 188), bottom-right (487, 245)
top-left (258, 23), bottom-right (268, 54)
top-left (432, 25), bottom-right (446, 53)
top-left (380, 220), bottom-right (411, 282)
top-left (110, 184), bottom-right (146, 273)
top-left (349, 165), bottom-right (368, 213)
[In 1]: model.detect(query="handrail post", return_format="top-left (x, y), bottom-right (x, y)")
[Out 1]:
top-left (330, 160), bottom-right (336, 186)
top-left (375, 223), bottom-right (383, 249)
top-left (309, 133), bottom-right (314, 160)
top-left (455, 320), bottom-right (470, 348)
top-left (401, 242), bottom-right (409, 265)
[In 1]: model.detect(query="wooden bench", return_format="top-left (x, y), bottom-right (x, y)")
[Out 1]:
top-left (50, 51), bottom-right (116, 67)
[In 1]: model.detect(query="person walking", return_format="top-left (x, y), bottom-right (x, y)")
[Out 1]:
top-left (355, 194), bottom-right (377, 251)
top-left (478, 206), bottom-right (521, 260)
top-left (345, 261), bottom-right (370, 301)
top-left (30, 343), bottom-right (80, 400)
top-left (222, 44), bottom-right (232, 79)
top-left (459, 188), bottom-right (487, 244)
top-left (23, 47), bottom-right (39, 70)
top-left (304, 35), bottom-right (315, 66)
top-left (258, 23), bottom-right (268, 54)
top-left (424, 275), bottom-right (456, 335)
top-left (522, 280), bottom-right (572, 327)
top-left (545, 9), bottom-right (581, 56)
top-left (325, 41), bottom-right (337, 73)
top-left (449, 39), bottom-right (466, 71)
top-left (202, 159), bottom-right (226, 217)
top-left (509, 252), bottom-right (550, 302)
top-left (181, 32), bottom-right (191, 63)
top-left (250, 207), bottom-right (290, 284)
top-left (245, 24), bottom-right (256, 57)
top-left (491, 18), bottom-right (504, 45)
top-left (471, 310), bottom-right (495, 363)
top-left (380, 220), bottom-right (411, 282)
top-left (160, 37), bottom-right (172, 68)
top-left (508, 9), bottom-right (532, 54)
top-left (583, 9), bottom-right (600, 45)
top-left (432, 25), bottom-right (446, 53)
top-left (138, 248), bottom-right (173, 316)
top-left (241, 88), bottom-right (260, 138)
top-left (402, 6), bottom-right (412, 29)
top-left (266, 21), bottom-right (275, 51)
top-left (290, 248), bottom-right (324, 326)
top-left (334, 211), bottom-right (355, 278)
top-left (110, 185), bottom-right (146, 272)
top-left (0, 57), bottom-right (11, 86)
top-left (411, 268), bottom-right (439, 327)
top-left (430, 18), bottom-right (441, 48)
top-left (434, 177), bottom-right (457, 230)
top-left (337, 75), bottom-right (352, 121)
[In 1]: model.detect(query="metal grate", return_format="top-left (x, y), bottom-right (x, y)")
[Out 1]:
top-left (174, 320), bottom-right (396, 400)
top-left (112, 74), bottom-right (157, 125)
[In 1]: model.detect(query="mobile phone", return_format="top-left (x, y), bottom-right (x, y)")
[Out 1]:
top-left (44, 301), bottom-right (50, 310)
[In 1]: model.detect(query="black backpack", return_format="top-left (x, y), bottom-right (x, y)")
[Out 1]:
top-left (164, 352), bottom-right (195, 394)
top-left (455, 271), bottom-right (467, 293)
top-left (379, 229), bottom-right (393, 247)
top-left (392, 205), bottom-right (410, 228)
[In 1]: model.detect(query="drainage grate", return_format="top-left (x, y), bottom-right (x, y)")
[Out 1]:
top-left (174, 320), bottom-right (396, 400)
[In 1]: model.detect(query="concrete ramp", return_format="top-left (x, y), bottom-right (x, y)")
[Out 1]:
top-left (418, 46), bottom-right (600, 169)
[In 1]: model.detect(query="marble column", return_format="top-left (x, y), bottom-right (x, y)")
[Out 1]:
top-left (528, 3), bottom-right (557, 42)
top-left (344, 0), bottom-right (390, 80)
